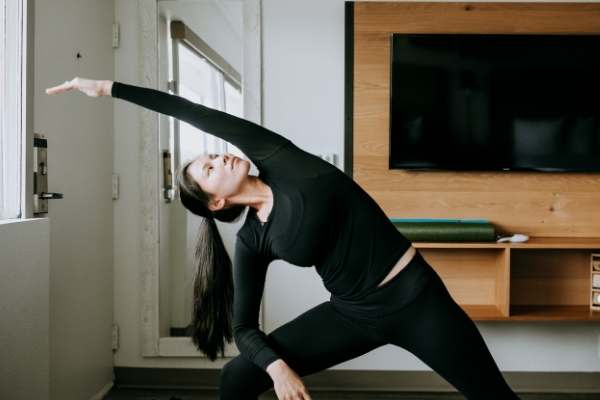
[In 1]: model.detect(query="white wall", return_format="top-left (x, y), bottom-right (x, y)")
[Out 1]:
top-left (0, 219), bottom-right (50, 400)
top-left (113, 0), bottom-right (600, 373)
top-left (33, 0), bottom-right (115, 398)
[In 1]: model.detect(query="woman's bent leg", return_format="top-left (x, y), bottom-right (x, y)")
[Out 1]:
top-left (219, 355), bottom-right (270, 400)
top-left (375, 272), bottom-right (520, 400)
top-left (219, 300), bottom-right (385, 400)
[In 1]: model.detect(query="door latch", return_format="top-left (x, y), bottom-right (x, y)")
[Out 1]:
top-left (33, 133), bottom-right (63, 215)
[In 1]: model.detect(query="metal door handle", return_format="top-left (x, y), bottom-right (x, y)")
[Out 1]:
top-left (39, 192), bottom-right (64, 199)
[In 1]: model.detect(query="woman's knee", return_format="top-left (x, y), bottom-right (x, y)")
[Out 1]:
top-left (219, 355), bottom-right (272, 399)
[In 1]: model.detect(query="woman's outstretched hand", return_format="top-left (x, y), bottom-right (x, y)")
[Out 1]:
top-left (267, 359), bottom-right (312, 400)
top-left (46, 77), bottom-right (113, 97)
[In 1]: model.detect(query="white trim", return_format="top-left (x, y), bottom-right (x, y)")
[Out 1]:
top-left (139, 0), bottom-right (263, 358)
top-left (22, 0), bottom-right (34, 219)
top-left (89, 381), bottom-right (114, 400)
top-left (138, 0), bottom-right (160, 357)
top-left (0, 217), bottom-right (47, 226)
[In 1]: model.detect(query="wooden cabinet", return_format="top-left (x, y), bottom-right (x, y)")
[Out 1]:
top-left (413, 237), bottom-right (600, 321)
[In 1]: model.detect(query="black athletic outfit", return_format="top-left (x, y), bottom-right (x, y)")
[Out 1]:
top-left (111, 81), bottom-right (520, 400)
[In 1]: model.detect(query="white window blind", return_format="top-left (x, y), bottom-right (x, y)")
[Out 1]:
top-left (0, 0), bottom-right (23, 220)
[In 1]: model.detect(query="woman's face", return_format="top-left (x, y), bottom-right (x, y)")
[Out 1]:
top-left (187, 152), bottom-right (251, 210)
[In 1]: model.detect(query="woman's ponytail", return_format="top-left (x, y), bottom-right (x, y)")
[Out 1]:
top-left (175, 159), bottom-right (246, 360)
top-left (189, 215), bottom-right (234, 360)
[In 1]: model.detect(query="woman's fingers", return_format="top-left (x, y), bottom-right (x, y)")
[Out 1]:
top-left (45, 79), bottom-right (75, 95)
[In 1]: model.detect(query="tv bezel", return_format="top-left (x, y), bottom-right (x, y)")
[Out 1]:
top-left (388, 32), bottom-right (600, 173)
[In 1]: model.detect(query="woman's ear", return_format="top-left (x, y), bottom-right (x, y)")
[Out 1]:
top-left (208, 197), bottom-right (226, 212)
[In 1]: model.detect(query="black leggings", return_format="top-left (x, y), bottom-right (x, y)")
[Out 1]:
top-left (219, 252), bottom-right (520, 399)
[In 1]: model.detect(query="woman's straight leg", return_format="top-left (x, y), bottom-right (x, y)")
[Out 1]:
top-left (219, 300), bottom-right (385, 400)
top-left (375, 269), bottom-right (520, 400)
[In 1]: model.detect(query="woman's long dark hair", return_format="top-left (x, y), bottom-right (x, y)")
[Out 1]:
top-left (175, 158), bottom-right (246, 360)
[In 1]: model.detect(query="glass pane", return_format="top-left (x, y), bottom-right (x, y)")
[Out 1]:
top-left (0, 0), bottom-right (22, 220)
top-left (177, 42), bottom-right (219, 164)
top-left (224, 79), bottom-right (245, 159)
top-left (175, 40), bottom-right (237, 331)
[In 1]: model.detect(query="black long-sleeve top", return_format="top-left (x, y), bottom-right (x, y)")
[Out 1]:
top-left (111, 81), bottom-right (413, 372)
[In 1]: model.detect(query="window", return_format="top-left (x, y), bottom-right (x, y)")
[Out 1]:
top-left (0, 0), bottom-right (24, 220)
top-left (169, 21), bottom-right (244, 170)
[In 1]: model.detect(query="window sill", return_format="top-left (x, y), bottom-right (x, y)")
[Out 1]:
top-left (0, 217), bottom-right (49, 226)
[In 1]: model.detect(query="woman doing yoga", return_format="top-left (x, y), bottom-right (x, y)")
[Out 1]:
top-left (47, 77), bottom-right (520, 400)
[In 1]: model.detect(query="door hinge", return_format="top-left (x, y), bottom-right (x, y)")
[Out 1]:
top-left (112, 173), bottom-right (120, 200)
top-left (112, 323), bottom-right (119, 352)
top-left (112, 23), bottom-right (120, 49)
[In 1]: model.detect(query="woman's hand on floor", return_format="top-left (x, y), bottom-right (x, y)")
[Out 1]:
top-left (267, 359), bottom-right (312, 400)
top-left (46, 77), bottom-right (113, 97)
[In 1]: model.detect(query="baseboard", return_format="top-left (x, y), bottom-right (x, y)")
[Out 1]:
top-left (90, 381), bottom-right (114, 400)
top-left (114, 367), bottom-right (600, 393)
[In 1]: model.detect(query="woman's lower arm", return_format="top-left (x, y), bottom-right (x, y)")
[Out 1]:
top-left (266, 358), bottom-right (287, 379)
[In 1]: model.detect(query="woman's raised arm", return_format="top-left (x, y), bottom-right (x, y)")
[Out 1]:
top-left (46, 77), bottom-right (291, 162)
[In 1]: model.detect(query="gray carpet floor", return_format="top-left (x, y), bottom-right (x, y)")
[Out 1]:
top-left (104, 388), bottom-right (600, 399)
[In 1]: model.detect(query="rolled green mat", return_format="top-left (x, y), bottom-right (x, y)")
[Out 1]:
top-left (392, 221), bottom-right (496, 242)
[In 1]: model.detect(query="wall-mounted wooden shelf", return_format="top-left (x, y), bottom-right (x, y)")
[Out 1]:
top-left (414, 237), bottom-right (600, 250)
top-left (412, 237), bottom-right (600, 322)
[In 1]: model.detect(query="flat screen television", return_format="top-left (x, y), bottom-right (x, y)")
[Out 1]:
top-left (389, 33), bottom-right (600, 172)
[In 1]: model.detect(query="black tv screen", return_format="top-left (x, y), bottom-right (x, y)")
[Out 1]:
top-left (389, 34), bottom-right (600, 172)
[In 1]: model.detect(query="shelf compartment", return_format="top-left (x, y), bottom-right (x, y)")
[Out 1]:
top-left (510, 249), bottom-right (593, 321)
top-left (419, 248), bottom-right (509, 319)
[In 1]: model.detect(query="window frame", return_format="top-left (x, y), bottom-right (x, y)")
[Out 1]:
top-left (141, 0), bottom-right (263, 358)
top-left (0, 0), bottom-right (34, 221)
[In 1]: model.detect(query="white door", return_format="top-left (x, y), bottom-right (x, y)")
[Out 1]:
top-left (0, 1), bottom-right (51, 399)
top-left (1, 1), bottom-right (115, 399)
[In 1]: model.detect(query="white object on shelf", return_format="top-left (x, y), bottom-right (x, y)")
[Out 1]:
top-left (496, 233), bottom-right (529, 243)
top-left (593, 273), bottom-right (600, 289)
top-left (593, 291), bottom-right (600, 306)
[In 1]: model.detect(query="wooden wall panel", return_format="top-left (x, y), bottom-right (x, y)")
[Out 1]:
top-left (352, 2), bottom-right (600, 238)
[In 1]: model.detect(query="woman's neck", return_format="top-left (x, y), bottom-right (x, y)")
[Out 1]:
top-left (227, 175), bottom-right (273, 214)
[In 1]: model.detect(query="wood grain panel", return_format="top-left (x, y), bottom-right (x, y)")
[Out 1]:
top-left (353, 1), bottom-right (600, 238)
top-left (355, 2), bottom-right (600, 34)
